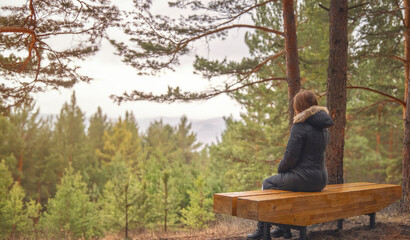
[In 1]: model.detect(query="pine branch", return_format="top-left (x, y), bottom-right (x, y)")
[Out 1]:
top-left (111, 77), bottom-right (286, 103)
top-left (172, 24), bottom-right (284, 55)
top-left (348, 99), bottom-right (396, 121)
top-left (0, 27), bottom-right (37, 72)
top-left (347, 86), bottom-right (406, 107)
top-left (214, 0), bottom-right (279, 29)
top-left (348, 2), bottom-right (370, 10)
top-left (318, 4), bottom-right (329, 12)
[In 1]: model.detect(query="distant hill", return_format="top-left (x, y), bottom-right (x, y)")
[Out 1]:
top-left (137, 117), bottom-right (226, 145)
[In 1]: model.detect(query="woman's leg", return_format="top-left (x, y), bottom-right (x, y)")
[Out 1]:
top-left (262, 174), bottom-right (285, 190)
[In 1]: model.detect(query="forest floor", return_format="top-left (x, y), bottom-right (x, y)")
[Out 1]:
top-left (110, 208), bottom-right (409, 240)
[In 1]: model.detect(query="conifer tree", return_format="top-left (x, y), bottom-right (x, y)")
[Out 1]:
top-left (207, 0), bottom-right (329, 191)
top-left (0, 160), bottom-right (41, 239)
top-left (7, 103), bottom-right (45, 196)
top-left (30, 119), bottom-right (56, 205)
top-left (0, 115), bottom-right (20, 174)
top-left (97, 113), bottom-right (142, 169)
top-left (110, 1), bottom-right (301, 122)
top-left (50, 92), bottom-right (90, 179)
top-left (99, 158), bottom-right (146, 239)
top-left (172, 116), bottom-right (201, 209)
top-left (180, 174), bottom-right (214, 229)
top-left (87, 107), bottom-right (111, 195)
top-left (142, 120), bottom-right (200, 229)
top-left (0, 0), bottom-right (120, 110)
top-left (40, 167), bottom-right (101, 239)
top-left (88, 106), bottom-right (110, 168)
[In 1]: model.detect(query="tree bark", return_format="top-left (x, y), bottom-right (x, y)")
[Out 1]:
top-left (125, 184), bottom-right (129, 239)
top-left (18, 149), bottom-right (23, 184)
top-left (282, 0), bottom-right (301, 126)
top-left (326, 0), bottom-right (348, 184)
top-left (402, 0), bottom-right (410, 213)
top-left (164, 179), bottom-right (168, 232)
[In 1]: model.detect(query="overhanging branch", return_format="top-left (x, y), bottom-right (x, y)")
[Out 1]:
top-left (348, 2), bottom-right (370, 10)
top-left (173, 24), bottom-right (284, 54)
top-left (347, 86), bottom-right (406, 107)
top-left (215, 0), bottom-right (279, 28)
top-left (111, 77), bottom-right (286, 103)
top-left (0, 27), bottom-right (38, 72)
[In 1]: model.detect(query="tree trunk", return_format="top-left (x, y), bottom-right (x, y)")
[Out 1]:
top-left (164, 180), bottom-right (168, 232)
top-left (18, 149), bottom-right (23, 184)
top-left (37, 181), bottom-right (41, 205)
top-left (125, 184), bottom-right (129, 239)
top-left (403, 85), bottom-right (410, 212)
top-left (282, 0), bottom-right (301, 126)
top-left (376, 104), bottom-right (382, 153)
top-left (326, 0), bottom-right (348, 184)
top-left (389, 127), bottom-right (393, 159)
top-left (402, 0), bottom-right (410, 213)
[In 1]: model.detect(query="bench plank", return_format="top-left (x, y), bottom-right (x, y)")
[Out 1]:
top-left (213, 182), bottom-right (377, 216)
top-left (235, 184), bottom-right (401, 226)
top-left (213, 189), bottom-right (287, 216)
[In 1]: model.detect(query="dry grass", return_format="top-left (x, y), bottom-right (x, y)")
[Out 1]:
top-left (108, 209), bottom-right (409, 240)
top-left (102, 217), bottom-right (255, 240)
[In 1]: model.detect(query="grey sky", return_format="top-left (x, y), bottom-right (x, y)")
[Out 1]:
top-left (2, 0), bottom-right (253, 120)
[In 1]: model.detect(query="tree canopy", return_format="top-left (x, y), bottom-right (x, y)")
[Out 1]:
top-left (0, 0), bottom-right (120, 111)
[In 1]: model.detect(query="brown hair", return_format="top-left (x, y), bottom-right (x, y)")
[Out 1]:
top-left (293, 90), bottom-right (318, 114)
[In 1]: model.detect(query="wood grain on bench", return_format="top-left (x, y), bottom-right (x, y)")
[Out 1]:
top-left (235, 184), bottom-right (401, 226)
top-left (213, 182), bottom-right (378, 216)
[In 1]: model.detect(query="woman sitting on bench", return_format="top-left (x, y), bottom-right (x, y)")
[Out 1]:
top-left (247, 90), bottom-right (334, 240)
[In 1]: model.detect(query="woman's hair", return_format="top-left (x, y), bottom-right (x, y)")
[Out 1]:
top-left (293, 90), bottom-right (318, 113)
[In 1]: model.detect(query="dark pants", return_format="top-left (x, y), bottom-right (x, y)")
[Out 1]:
top-left (262, 174), bottom-right (286, 190)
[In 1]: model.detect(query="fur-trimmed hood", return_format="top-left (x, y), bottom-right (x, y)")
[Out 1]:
top-left (293, 105), bottom-right (333, 129)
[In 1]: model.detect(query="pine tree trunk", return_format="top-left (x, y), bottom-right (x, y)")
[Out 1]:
top-left (37, 181), bottom-right (41, 204)
top-left (282, 0), bottom-right (301, 126)
top-left (326, 0), bottom-right (348, 184)
top-left (125, 184), bottom-right (129, 239)
top-left (402, 0), bottom-right (410, 213)
top-left (164, 180), bottom-right (168, 232)
top-left (403, 91), bottom-right (410, 212)
top-left (376, 104), bottom-right (382, 153)
top-left (376, 132), bottom-right (381, 153)
top-left (389, 127), bottom-right (393, 159)
top-left (18, 149), bottom-right (23, 184)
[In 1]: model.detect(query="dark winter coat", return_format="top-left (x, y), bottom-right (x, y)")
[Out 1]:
top-left (262, 105), bottom-right (334, 192)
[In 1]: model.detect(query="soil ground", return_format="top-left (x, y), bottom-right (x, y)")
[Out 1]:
top-left (113, 208), bottom-right (409, 240)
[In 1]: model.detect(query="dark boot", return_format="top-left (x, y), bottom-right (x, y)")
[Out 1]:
top-left (247, 221), bottom-right (271, 240)
top-left (270, 227), bottom-right (292, 239)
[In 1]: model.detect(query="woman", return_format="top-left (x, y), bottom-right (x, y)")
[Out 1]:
top-left (247, 90), bottom-right (334, 240)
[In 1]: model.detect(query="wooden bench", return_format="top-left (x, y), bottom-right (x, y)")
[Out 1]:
top-left (213, 182), bottom-right (402, 240)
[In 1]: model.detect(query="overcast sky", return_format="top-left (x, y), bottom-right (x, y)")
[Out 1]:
top-left (2, 0), bottom-right (254, 120)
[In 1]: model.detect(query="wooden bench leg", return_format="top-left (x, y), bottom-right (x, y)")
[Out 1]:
top-left (368, 213), bottom-right (376, 229)
top-left (337, 219), bottom-right (343, 230)
top-left (299, 226), bottom-right (307, 240)
top-left (262, 222), bottom-right (271, 240)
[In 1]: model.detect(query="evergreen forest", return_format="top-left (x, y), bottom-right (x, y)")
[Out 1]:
top-left (0, 0), bottom-right (409, 239)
